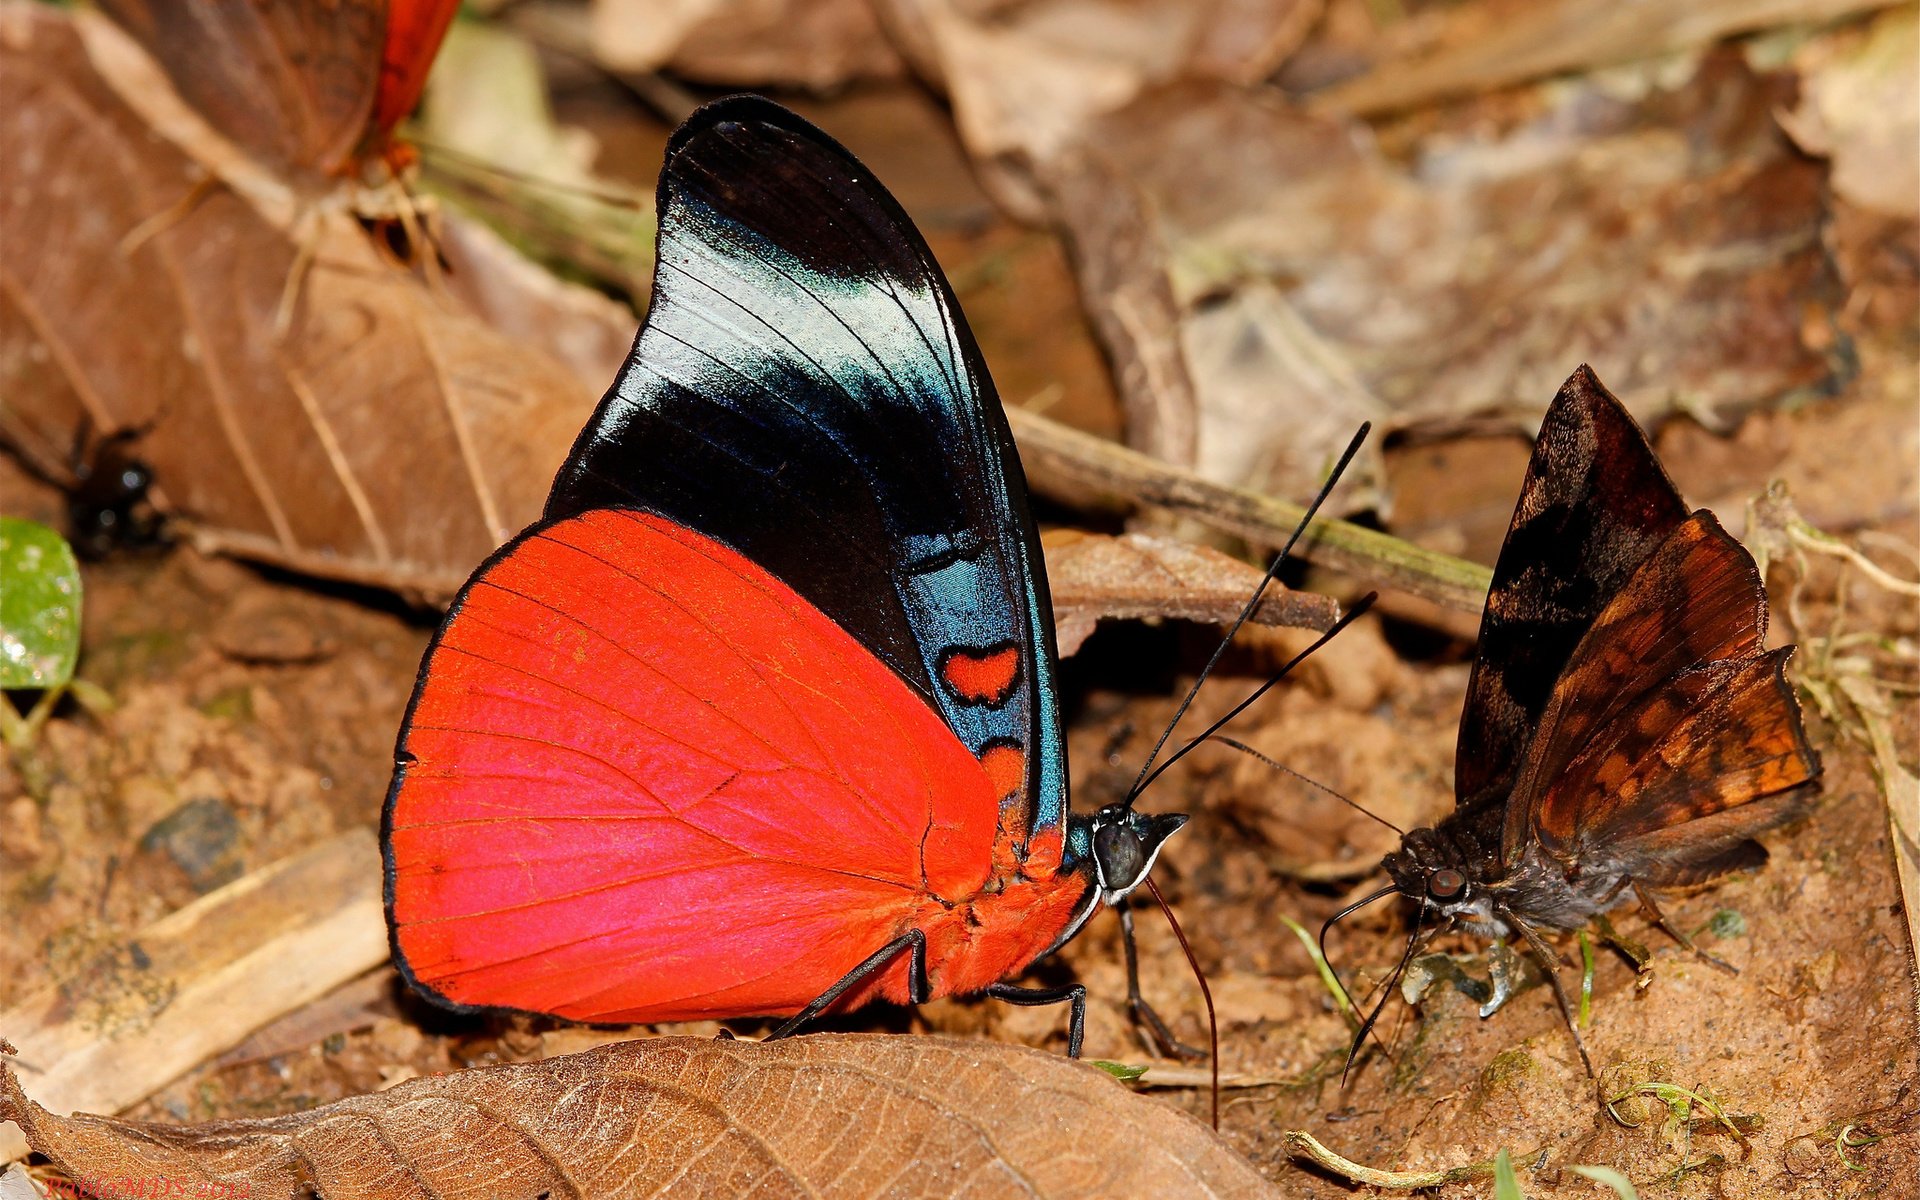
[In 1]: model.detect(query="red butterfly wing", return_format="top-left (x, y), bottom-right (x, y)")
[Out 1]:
top-left (367, 0), bottom-right (459, 160)
top-left (386, 508), bottom-right (1001, 1022)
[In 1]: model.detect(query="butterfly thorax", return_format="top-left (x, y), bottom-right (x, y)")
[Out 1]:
top-left (1384, 800), bottom-right (1626, 936)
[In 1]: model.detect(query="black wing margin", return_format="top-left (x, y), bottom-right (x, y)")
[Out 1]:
top-left (546, 97), bottom-right (1069, 840)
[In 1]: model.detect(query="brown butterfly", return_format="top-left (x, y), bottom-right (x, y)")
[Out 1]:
top-left (1327, 365), bottom-right (1822, 1073)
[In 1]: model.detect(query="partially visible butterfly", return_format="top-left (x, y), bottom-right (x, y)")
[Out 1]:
top-left (383, 98), bottom-right (1348, 1069)
top-left (98, 0), bottom-right (459, 182)
top-left (98, 0), bottom-right (460, 289)
top-left (1326, 366), bottom-right (1822, 1072)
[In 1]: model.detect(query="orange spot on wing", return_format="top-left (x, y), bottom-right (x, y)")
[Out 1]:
top-left (979, 744), bottom-right (1026, 800)
top-left (942, 646), bottom-right (1020, 706)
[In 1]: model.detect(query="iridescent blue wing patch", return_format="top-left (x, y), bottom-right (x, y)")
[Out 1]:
top-left (546, 97), bottom-right (1067, 850)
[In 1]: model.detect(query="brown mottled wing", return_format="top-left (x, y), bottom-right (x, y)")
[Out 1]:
top-left (98, 0), bottom-right (384, 174)
top-left (1457, 367), bottom-right (1690, 819)
top-left (1611, 792), bottom-right (1809, 888)
top-left (1508, 515), bottom-right (1819, 868)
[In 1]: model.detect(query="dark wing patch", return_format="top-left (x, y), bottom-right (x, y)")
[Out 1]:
top-left (1508, 511), bottom-right (1769, 859)
top-left (1456, 366), bottom-right (1690, 815)
top-left (1610, 789), bottom-right (1810, 888)
top-left (545, 98), bottom-right (1067, 846)
top-left (1528, 638), bottom-right (1819, 868)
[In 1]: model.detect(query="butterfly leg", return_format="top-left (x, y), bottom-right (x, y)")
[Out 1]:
top-left (1632, 882), bottom-right (1738, 975)
top-left (1119, 903), bottom-right (1206, 1061)
top-left (766, 927), bottom-right (928, 1041)
top-left (1506, 911), bottom-right (1596, 1079)
top-left (983, 981), bottom-right (1087, 1058)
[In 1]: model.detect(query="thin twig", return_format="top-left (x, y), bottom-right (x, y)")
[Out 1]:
top-left (1007, 407), bottom-right (1492, 614)
top-left (1285, 1131), bottom-right (1505, 1188)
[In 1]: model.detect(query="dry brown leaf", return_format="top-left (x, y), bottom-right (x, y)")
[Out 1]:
top-left (1043, 529), bottom-right (1338, 655)
top-left (1036, 49), bottom-right (1838, 503)
top-left (1777, 5), bottom-right (1920, 220)
top-left (1311, 0), bottom-right (1900, 117)
top-left (591, 0), bottom-right (905, 89)
top-left (3, 1034), bottom-right (1279, 1199)
top-left (0, 5), bottom-right (617, 600)
top-left (876, 0), bottom-right (1321, 218)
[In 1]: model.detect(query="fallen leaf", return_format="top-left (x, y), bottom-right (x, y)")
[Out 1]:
top-left (0, 5), bottom-right (614, 602)
top-left (4, 1034), bottom-right (1280, 1199)
top-left (1038, 48), bottom-right (1838, 502)
top-left (1777, 5), bottom-right (1920, 219)
top-left (1308, 0), bottom-right (1899, 117)
top-left (878, 0), bottom-right (1322, 218)
top-left (590, 0), bottom-right (906, 89)
top-left (1042, 528), bottom-right (1338, 655)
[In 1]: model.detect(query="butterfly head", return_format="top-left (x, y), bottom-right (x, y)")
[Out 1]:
top-left (1069, 805), bottom-right (1189, 905)
top-left (1382, 826), bottom-right (1499, 926)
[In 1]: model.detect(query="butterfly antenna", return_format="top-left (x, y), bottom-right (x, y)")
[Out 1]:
top-left (1128, 592), bottom-right (1378, 803)
top-left (1125, 423), bottom-right (1370, 807)
top-left (1211, 736), bottom-right (1404, 836)
top-left (1318, 884), bottom-right (1396, 1019)
top-left (1338, 907), bottom-right (1431, 1084)
top-left (1144, 876), bottom-right (1218, 1130)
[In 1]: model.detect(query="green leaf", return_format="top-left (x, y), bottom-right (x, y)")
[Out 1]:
top-left (1493, 1148), bottom-right (1525, 1200)
top-left (1708, 909), bottom-right (1746, 939)
top-left (1570, 1165), bottom-right (1639, 1198)
top-left (0, 518), bottom-right (83, 690)
top-left (1090, 1060), bottom-right (1149, 1081)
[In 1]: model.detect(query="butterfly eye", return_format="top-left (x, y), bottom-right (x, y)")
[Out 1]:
top-left (1427, 868), bottom-right (1467, 903)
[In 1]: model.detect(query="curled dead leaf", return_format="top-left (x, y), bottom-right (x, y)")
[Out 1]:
top-left (3, 1034), bottom-right (1279, 1199)
top-left (1038, 55), bottom-right (1838, 504)
top-left (1043, 529), bottom-right (1338, 655)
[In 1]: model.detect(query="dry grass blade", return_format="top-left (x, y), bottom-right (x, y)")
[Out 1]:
top-left (4, 1035), bottom-right (1280, 1199)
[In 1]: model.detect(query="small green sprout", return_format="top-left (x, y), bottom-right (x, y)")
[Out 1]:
top-left (1835, 1123), bottom-right (1885, 1170)
top-left (1090, 1060), bottom-right (1148, 1081)
top-left (1492, 1148), bottom-right (1524, 1199)
top-left (1278, 913), bottom-right (1355, 1025)
top-left (1577, 930), bottom-right (1595, 1028)
top-left (0, 517), bottom-right (87, 750)
top-left (1706, 909), bottom-right (1746, 939)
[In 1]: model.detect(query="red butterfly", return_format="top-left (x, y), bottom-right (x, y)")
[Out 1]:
top-left (382, 98), bottom-right (1290, 1058)
top-left (97, 0), bottom-right (458, 181)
